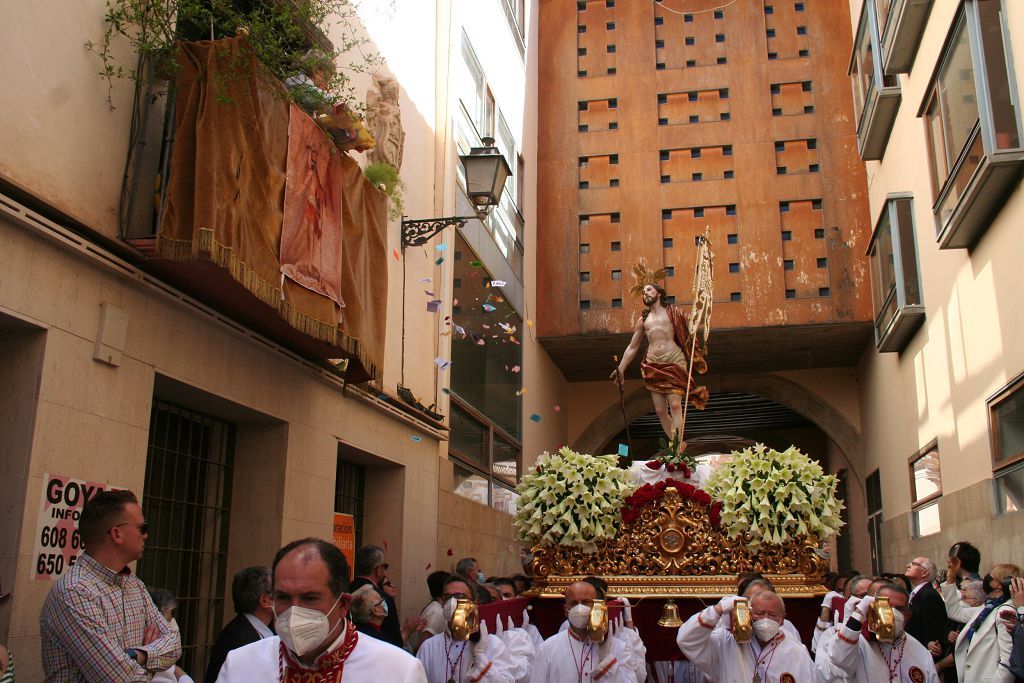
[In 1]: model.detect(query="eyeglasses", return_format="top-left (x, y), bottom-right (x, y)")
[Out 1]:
top-left (442, 592), bottom-right (469, 602)
top-left (379, 563), bottom-right (390, 571)
top-left (112, 522), bottom-right (149, 534)
top-left (906, 561), bottom-right (925, 569)
top-left (374, 599), bottom-right (387, 609)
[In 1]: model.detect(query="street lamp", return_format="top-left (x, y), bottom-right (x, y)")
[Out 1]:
top-left (400, 137), bottom-right (512, 249)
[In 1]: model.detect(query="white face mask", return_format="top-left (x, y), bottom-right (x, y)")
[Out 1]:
top-left (443, 597), bottom-right (458, 622)
top-left (476, 571), bottom-right (486, 585)
top-left (275, 593), bottom-right (344, 657)
top-left (892, 609), bottom-right (906, 638)
top-left (568, 604), bottom-right (592, 630)
top-left (752, 618), bottom-right (781, 642)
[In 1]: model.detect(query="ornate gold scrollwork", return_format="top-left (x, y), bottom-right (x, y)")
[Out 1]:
top-left (529, 487), bottom-right (827, 597)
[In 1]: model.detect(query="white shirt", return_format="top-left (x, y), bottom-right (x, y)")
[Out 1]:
top-left (421, 601), bottom-right (447, 637)
top-left (676, 605), bottom-right (815, 683)
top-left (529, 629), bottom-right (633, 683)
top-left (215, 630), bottom-right (426, 683)
top-left (417, 631), bottom-right (516, 683)
top-left (245, 613), bottom-right (275, 639)
top-left (814, 621), bottom-right (939, 683)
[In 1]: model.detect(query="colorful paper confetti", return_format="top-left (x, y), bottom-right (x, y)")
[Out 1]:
top-left (482, 303), bottom-right (496, 312)
top-left (470, 260), bottom-right (483, 268)
top-left (618, 443), bottom-right (630, 457)
top-left (529, 413), bottom-right (542, 423)
top-left (436, 243), bottom-right (448, 252)
top-left (490, 280), bottom-right (507, 287)
top-left (426, 300), bottom-right (442, 312)
top-left (410, 435), bottom-right (423, 443)
top-left (435, 257), bottom-right (445, 265)
top-left (434, 357), bottom-right (452, 370)
top-left (393, 248), bottom-right (401, 261)
top-left (511, 365), bottom-right (521, 373)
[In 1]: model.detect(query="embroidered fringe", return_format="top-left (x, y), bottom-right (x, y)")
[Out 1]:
top-left (155, 229), bottom-right (377, 380)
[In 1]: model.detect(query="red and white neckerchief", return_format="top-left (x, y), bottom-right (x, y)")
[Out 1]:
top-left (880, 635), bottom-right (906, 682)
top-left (749, 633), bottom-right (782, 683)
top-left (279, 624), bottom-right (359, 683)
top-left (443, 631), bottom-right (469, 683)
top-left (567, 628), bottom-right (593, 683)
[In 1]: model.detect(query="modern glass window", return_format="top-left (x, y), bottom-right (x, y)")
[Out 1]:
top-left (990, 373), bottom-right (1024, 514)
top-left (909, 440), bottom-right (942, 536)
top-left (921, 1), bottom-right (1024, 249)
top-left (867, 195), bottom-right (924, 352)
top-left (850, 0), bottom-right (901, 160)
top-left (877, 0), bottom-right (933, 74)
top-left (460, 35), bottom-right (494, 139)
top-left (866, 469), bottom-right (884, 575)
top-left (450, 234), bottom-right (523, 439)
top-left (449, 400), bottom-right (520, 515)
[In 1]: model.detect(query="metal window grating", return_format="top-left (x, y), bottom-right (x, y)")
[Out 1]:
top-left (334, 456), bottom-right (366, 550)
top-left (137, 400), bottom-right (235, 678)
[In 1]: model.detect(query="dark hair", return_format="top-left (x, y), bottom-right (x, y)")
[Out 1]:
top-left (492, 577), bottom-right (517, 595)
top-left (511, 575), bottom-right (531, 592)
top-left (79, 489), bottom-right (139, 549)
top-left (583, 576), bottom-right (608, 599)
top-left (876, 581), bottom-right (910, 603)
top-left (443, 575), bottom-right (474, 594)
top-left (474, 584), bottom-right (494, 605)
top-left (148, 587), bottom-right (176, 613)
top-left (822, 571), bottom-right (838, 591)
top-left (737, 571), bottom-right (765, 596)
top-left (640, 285), bottom-right (670, 320)
top-left (881, 573), bottom-right (911, 592)
top-left (273, 538), bottom-right (351, 596)
top-left (949, 541), bottom-right (981, 573)
top-left (353, 545), bottom-right (384, 577)
top-left (427, 570), bottom-right (450, 599)
top-left (232, 566), bottom-right (272, 614)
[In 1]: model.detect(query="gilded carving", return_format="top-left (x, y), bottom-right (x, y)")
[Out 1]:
top-left (529, 487), bottom-right (827, 597)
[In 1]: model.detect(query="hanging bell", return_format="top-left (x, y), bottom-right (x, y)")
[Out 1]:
top-left (658, 599), bottom-right (683, 628)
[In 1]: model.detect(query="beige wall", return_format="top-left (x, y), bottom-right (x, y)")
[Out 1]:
top-left (853, 0), bottom-right (1024, 565)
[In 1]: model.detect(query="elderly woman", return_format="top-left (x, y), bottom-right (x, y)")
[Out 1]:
top-left (350, 584), bottom-right (403, 648)
top-left (147, 589), bottom-right (194, 683)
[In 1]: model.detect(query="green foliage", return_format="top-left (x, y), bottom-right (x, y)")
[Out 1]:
top-left (85, 0), bottom-right (381, 110)
top-left (363, 162), bottom-right (404, 220)
top-left (655, 431), bottom-right (697, 471)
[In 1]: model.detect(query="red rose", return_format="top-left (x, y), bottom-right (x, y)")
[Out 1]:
top-left (645, 461), bottom-right (661, 470)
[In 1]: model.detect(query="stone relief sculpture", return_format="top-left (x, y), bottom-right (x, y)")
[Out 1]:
top-left (365, 75), bottom-right (405, 171)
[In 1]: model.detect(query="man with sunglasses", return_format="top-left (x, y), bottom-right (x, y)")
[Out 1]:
top-left (351, 546), bottom-right (403, 645)
top-left (40, 489), bottom-right (181, 682)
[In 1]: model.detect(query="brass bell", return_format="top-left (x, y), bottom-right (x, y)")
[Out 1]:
top-left (732, 598), bottom-right (752, 644)
top-left (658, 599), bottom-right (683, 628)
top-left (450, 599), bottom-right (480, 641)
top-left (588, 599), bottom-right (609, 642)
top-left (868, 596), bottom-right (895, 643)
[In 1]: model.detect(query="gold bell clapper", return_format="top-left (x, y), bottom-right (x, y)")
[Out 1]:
top-left (657, 599), bottom-right (683, 628)
top-left (868, 596), bottom-right (895, 643)
top-left (732, 598), bottom-right (752, 644)
top-left (450, 599), bottom-right (480, 641)
top-left (588, 599), bottom-right (609, 642)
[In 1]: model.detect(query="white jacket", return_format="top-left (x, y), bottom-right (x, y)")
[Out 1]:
top-left (940, 583), bottom-right (1015, 683)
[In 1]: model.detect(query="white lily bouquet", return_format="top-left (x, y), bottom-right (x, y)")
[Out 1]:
top-left (514, 446), bottom-right (636, 552)
top-left (705, 444), bottom-right (844, 549)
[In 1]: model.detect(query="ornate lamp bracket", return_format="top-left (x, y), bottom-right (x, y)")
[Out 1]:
top-left (401, 216), bottom-right (476, 249)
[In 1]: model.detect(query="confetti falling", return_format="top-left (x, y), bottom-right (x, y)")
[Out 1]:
top-left (470, 260), bottom-right (483, 268)
top-left (511, 365), bottom-right (521, 373)
top-left (410, 435), bottom-right (423, 442)
top-left (435, 256), bottom-right (445, 265)
top-left (447, 548), bottom-right (454, 556)
top-left (436, 243), bottom-right (448, 252)
top-left (434, 357), bottom-right (452, 370)
top-left (393, 248), bottom-right (401, 261)
top-left (482, 303), bottom-right (496, 312)
top-left (529, 413), bottom-right (542, 423)
top-left (426, 300), bottom-right (442, 312)
top-left (554, 405), bottom-right (561, 412)
top-left (618, 443), bottom-right (630, 457)
top-left (490, 280), bottom-right (507, 287)
top-left (419, 277), bottom-right (432, 284)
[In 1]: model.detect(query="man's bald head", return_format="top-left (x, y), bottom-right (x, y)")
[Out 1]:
top-left (750, 590), bottom-right (786, 619)
top-left (564, 581), bottom-right (598, 610)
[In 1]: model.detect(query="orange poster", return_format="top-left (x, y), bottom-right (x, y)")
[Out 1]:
top-left (332, 512), bottom-right (355, 577)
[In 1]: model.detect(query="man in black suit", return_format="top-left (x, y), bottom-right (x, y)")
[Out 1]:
top-left (204, 566), bottom-right (275, 682)
top-left (904, 556), bottom-right (948, 653)
top-left (349, 545), bottom-right (403, 645)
